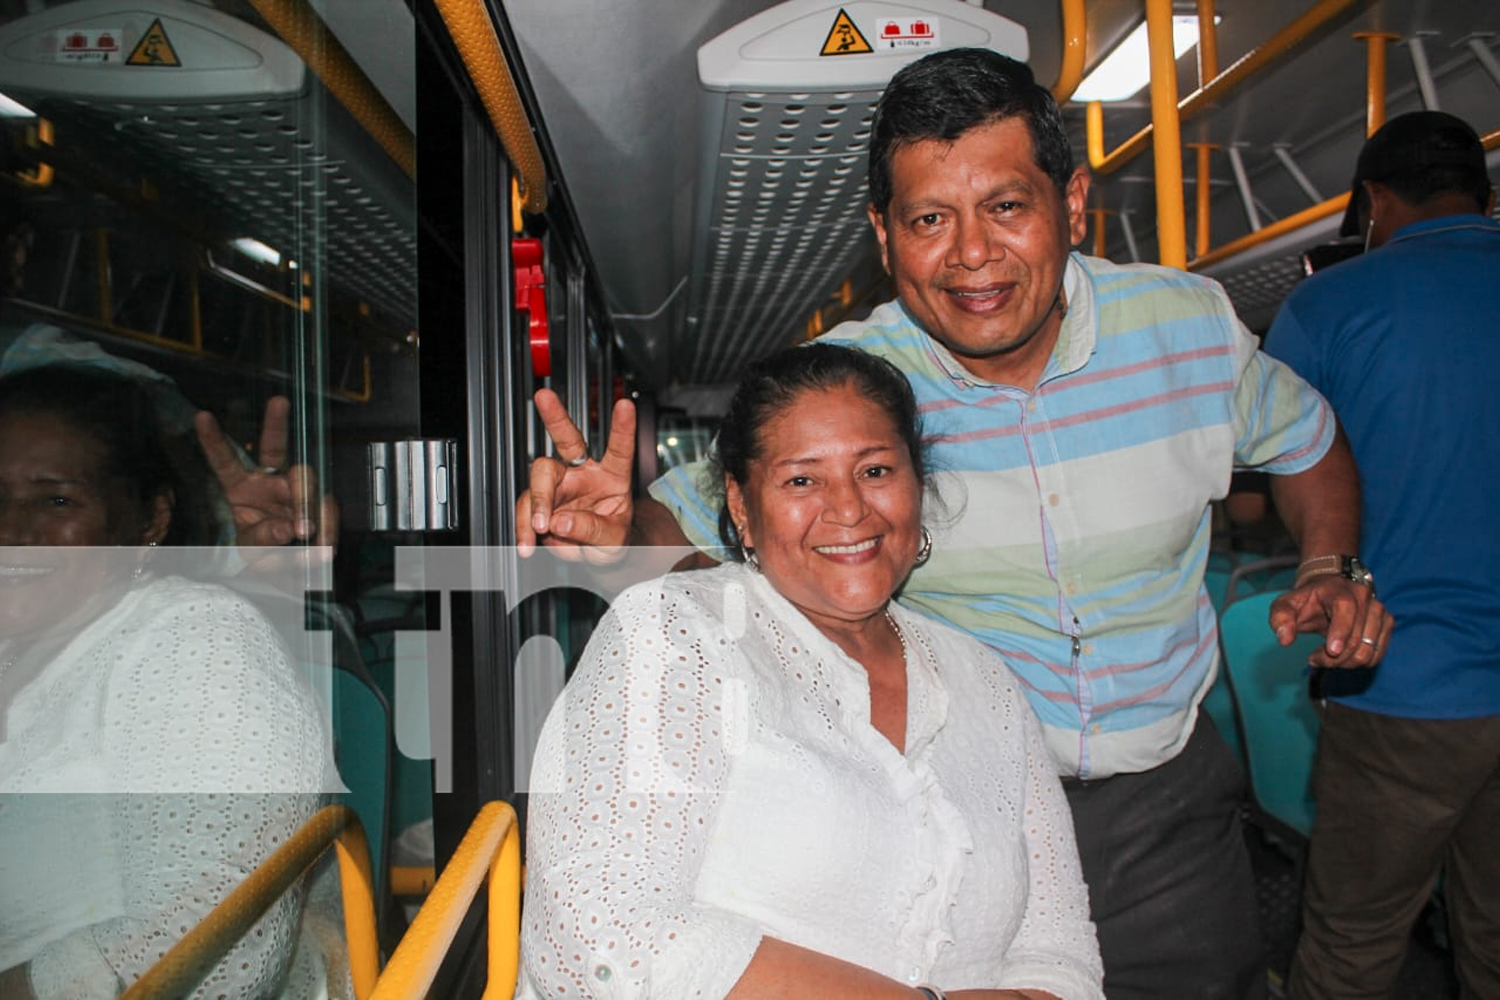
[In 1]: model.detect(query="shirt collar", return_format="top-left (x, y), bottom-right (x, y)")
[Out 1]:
top-left (899, 254), bottom-right (1096, 390)
top-left (1387, 212), bottom-right (1500, 246)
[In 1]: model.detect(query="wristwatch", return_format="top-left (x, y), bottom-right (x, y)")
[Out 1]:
top-left (1296, 553), bottom-right (1375, 596)
top-left (1340, 555), bottom-right (1376, 594)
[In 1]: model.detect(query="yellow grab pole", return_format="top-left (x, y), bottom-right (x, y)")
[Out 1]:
top-left (1052, 0), bottom-right (1088, 103)
top-left (370, 801), bottom-right (522, 1000)
top-left (1187, 143), bottom-right (1219, 259)
top-left (433, 0), bottom-right (549, 214)
top-left (1089, 0), bottom-right (1363, 175)
top-left (1147, 0), bottom-right (1188, 269)
top-left (1090, 207), bottom-right (1110, 257)
top-left (1357, 32), bottom-right (1401, 135)
top-left (1197, 0), bottom-right (1220, 87)
top-left (246, 0), bottom-right (415, 179)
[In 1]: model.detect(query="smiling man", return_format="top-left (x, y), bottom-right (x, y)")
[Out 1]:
top-left (519, 49), bottom-right (1388, 1000)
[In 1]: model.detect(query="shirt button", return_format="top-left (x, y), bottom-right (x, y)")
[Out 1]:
top-left (595, 965), bottom-right (612, 981)
top-left (1027, 400), bottom-right (1038, 412)
top-left (1048, 493), bottom-right (1060, 506)
top-left (1084, 643), bottom-right (1095, 655)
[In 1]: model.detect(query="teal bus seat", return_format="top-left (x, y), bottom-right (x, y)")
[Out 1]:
top-left (1222, 555), bottom-right (1299, 609)
top-left (1218, 589), bottom-right (1324, 842)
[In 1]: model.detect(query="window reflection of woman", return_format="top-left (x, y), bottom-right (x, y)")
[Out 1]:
top-left (0, 365), bottom-right (330, 1000)
top-left (520, 345), bottom-right (1103, 1000)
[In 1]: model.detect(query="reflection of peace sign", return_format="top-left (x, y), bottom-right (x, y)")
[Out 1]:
top-left (194, 397), bottom-right (339, 552)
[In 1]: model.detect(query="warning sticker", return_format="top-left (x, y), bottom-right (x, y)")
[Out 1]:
top-left (126, 18), bottom-right (181, 67)
top-left (51, 27), bottom-right (125, 64)
top-left (820, 9), bottom-right (873, 56)
top-left (874, 17), bottom-right (941, 51)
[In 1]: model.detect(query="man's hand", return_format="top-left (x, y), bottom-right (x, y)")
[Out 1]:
top-left (516, 389), bottom-right (638, 562)
top-left (1269, 577), bottom-right (1392, 668)
top-left (195, 396), bottom-right (339, 552)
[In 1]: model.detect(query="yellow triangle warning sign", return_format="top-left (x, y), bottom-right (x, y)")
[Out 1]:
top-left (820, 8), bottom-right (873, 56)
top-left (127, 18), bottom-right (181, 67)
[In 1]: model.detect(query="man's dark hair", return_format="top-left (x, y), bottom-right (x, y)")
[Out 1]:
top-left (1341, 111), bottom-right (1493, 235)
top-left (709, 343), bottom-right (925, 555)
top-left (867, 48), bottom-right (1074, 213)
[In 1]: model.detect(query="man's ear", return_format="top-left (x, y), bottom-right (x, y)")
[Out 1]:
top-left (1065, 167), bottom-right (1091, 248)
top-left (725, 476), bottom-right (752, 548)
top-left (867, 203), bottom-right (892, 274)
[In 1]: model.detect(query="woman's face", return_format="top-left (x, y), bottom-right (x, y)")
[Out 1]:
top-left (727, 383), bottom-right (923, 635)
top-left (0, 410), bottom-right (166, 642)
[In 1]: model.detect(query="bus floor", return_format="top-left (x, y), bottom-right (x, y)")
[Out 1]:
top-left (1246, 810), bottom-right (1461, 999)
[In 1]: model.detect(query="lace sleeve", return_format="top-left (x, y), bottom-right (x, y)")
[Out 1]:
top-left (26, 583), bottom-right (326, 1000)
top-left (995, 683), bottom-right (1105, 1000)
top-left (521, 580), bottom-right (763, 1000)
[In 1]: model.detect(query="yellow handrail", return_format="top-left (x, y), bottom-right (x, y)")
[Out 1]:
top-left (245, 0), bottom-right (416, 180)
top-left (433, 0), bottom-right (549, 215)
top-left (1051, 0), bottom-right (1088, 103)
top-left (1356, 32), bottom-right (1401, 135)
top-left (121, 804), bottom-right (381, 1000)
top-left (1088, 0), bottom-right (1365, 176)
top-left (1188, 129), bottom-right (1500, 272)
top-left (370, 800), bottom-right (522, 1000)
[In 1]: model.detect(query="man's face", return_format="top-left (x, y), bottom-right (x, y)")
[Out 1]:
top-left (869, 117), bottom-right (1088, 389)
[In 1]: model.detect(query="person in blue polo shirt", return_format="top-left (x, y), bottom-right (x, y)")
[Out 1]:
top-left (1265, 110), bottom-right (1500, 1000)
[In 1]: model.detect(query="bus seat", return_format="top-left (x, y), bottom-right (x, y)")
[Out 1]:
top-left (1218, 589), bottom-right (1324, 843)
top-left (1222, 554), bottom-right (1299, 609)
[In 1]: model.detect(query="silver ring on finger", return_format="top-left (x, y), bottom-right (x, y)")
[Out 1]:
top-left (567, 454), bottom-right (588, 468)
top-left (1360, 636), bottom-right (1378, 648)
top-left (258, 465), bottom-right (283, 475)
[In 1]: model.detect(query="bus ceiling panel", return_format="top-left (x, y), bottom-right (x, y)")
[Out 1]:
top-left (504, 0), bottom-right (1028, 392)
top-left (0, 0), bottom-right (417, 332)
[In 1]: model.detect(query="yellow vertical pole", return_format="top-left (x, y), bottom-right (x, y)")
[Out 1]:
top-left (1357, 32), bottom-right (1401, 135)
top-left (1197, 0), bottom-right (1219, 87)
top-left (1052, 0), bottom-right (1088, 102)
top-left (1187, 143), bottom-right (1218, 259)
top-left (1146, 0), bottom-right (1188, 269)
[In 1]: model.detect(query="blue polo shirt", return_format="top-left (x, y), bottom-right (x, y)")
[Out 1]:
top-left (1265, 214), bottom-right (1500, 719)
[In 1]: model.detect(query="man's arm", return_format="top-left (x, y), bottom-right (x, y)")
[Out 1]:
top-left (1268, 429), bottom-right (1392, 667)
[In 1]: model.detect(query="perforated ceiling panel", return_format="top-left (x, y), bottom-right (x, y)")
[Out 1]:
top-left (687, 0), bottom-right (1028, 386)
top-left (0, 0), bottom-right (415, 329)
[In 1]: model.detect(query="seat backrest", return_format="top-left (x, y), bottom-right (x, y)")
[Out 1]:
top-left (1217, 590), bottom-right (1324, 839)
top-left (1222, 554), bottom-right (1300, 609)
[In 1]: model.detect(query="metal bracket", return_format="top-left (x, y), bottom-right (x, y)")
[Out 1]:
top-left (368, 439), bottom-right (460, 531)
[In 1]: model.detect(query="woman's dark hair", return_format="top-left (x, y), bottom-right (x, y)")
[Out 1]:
top-left (710, 343), bottom-right (925, 553)
top-left (0, 364), bottom-right (223, 546)
top-left (867, 48), bottom-right (1074, 213)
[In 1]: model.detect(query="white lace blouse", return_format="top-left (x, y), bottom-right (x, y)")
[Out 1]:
top-left (520, 563), bottom-right (1103, 1000)
top-left (0, 574), bottom-right (333, 999)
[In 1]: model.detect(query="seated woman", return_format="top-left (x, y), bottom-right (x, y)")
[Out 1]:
top-left (520, 344), bottom-right (1102, 1000)
top-left (0, 365), bottom-right (332, 999)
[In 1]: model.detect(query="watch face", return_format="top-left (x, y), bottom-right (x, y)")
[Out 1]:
top-left (1342, 556), bottom-right (1375, 586)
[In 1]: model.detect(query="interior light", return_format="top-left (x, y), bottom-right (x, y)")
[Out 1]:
top-left (666, 436), bottom-right (680, 447)
top-left (1073, 16), bottom-right (1213, 102)
top-left (229, 237), bottom-right (283, 267)
top-left (0, 91), bottom-right (37, 118)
